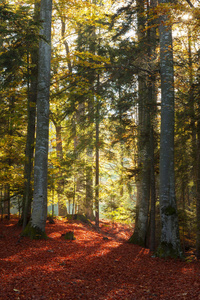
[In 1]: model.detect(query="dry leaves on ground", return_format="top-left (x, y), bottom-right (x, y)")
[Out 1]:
top-left (0, 217), bottom-right (200, 300)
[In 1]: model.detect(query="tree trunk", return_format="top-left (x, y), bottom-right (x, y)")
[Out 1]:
top-left (148, 0), bottom-right (157, 251)
top-left (25, 0), bottom-right (52, 237)
top-left (196, 66), bottom-right (200, 258)
top-left (22, 0), bottom-right (39, 230)
top-left (196, 113), bottom-right (200, 258)
top-left (156, 0), bottom-right (182, 258)
top-left (86, 146), bottom-right (94, 219)
top-left (55, 124), bottom-right (67, 216)
top-left (95, 89), bottom-right (100, 229)
top-left (129, 0), bottom-right (150, 247)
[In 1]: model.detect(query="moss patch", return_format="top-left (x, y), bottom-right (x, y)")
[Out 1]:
top-left (164, 206), bottom-right (176, 216)
top-left (22, 222), bottom-right (48, 240)
top-left (155, 241), bottom-right (183, 259)
top-left (73, 214), bottom-right (90, 223)
top-left (128, 233), bottom-right (145, 247)
top-left (67, 214), bottom-right (93, 226)
top-left (63, 231), bottom-right (76, 240)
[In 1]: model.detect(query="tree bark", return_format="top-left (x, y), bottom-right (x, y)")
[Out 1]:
top-left (55, 123), bottom-right (68, 216)
top-left (129, 0), bottom-right (150, 247)
top-left (22, 1), bottom-right (39, 230)
top-left (157, 0), bottom-right (182, 258)
top-left (95, 83), bottom-right (100, 229)
top-left (29, 0), bottom-right (52, 235)
top-left (196, 65), bottom-right (200, 258)
top-left (148, 0), bottom-right (157, 251)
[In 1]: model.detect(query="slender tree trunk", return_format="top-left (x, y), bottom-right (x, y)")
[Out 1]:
top-left (148, 0), bottom-right (157, 251)
top-left (6, 95), bottom-right (15, 220)
top-left (85, 20), bottom-right (96, 220)
top-left (22, 1), bottom-right (39, 230)
top-left (149, 126), bottom-right (156, 251)
top-left (85, 99), bottom-right (94, 220)
top-left (86, 146), bottom-right (94, 219)
top-left (196, 109), bottom-right (200, 258)
top-left (0, 187), bottom-right (3, 220)
top-left (61, 19), bottom-right (72, 73)
top-left (95, 90), bottom-right (100, 229)
top-left (196, 66), bottom-right (200, 258)
top-left (4, 184), bottom-right (10, 219)
top-left (157, 0), bottom-right (182, 258)
top-left (55, 123), bottom-right (67, 216)
top-left (74, 102), bottom-right (85, 212)
top-left (25, 0), bottom-right (52, 236)
top-left (187, 27), bottom-right (197, 213)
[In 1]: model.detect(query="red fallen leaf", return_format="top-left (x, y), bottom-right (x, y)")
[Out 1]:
top-left (1, 217), bottom-right (200, 299)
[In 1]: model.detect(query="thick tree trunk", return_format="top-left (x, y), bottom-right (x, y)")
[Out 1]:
top-left (28, 0), bottom-right (52, 236)
top-left (129, 0), bottom-right (150, 247)
top-left (156, 0), bottom-right (182, 258)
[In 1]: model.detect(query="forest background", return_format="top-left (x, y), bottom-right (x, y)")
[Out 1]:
top-left (0, 0), bottom-right (200, 259)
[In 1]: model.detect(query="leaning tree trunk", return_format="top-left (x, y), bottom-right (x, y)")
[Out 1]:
top-left (23, 0), bottom-right (52, 238)
top-left (156, 0), bottom-right (182, 258)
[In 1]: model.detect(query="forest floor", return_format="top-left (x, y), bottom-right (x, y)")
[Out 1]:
top-left (0, 217), bottom-right (200, 300)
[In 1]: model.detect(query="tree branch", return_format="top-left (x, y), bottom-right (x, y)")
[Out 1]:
top-left (185, 0), bottom-right (194, 8)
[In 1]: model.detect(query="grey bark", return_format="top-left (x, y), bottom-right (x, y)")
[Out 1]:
top-left (157, 0), bottom-right (182, 258)
top-left (148, 0), bottom-right (157, 251)
top-left (31, 0), bottom-right (52, 232)
top-left (129, 0), bottom-right (151, 247)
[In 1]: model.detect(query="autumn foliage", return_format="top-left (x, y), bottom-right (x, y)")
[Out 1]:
top-left (0, 217), bottom-right (200, 299)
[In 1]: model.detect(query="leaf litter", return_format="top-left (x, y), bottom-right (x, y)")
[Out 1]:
top-left (0, 217), bottom-right (200, 299)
